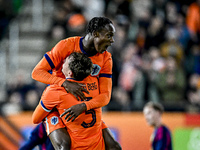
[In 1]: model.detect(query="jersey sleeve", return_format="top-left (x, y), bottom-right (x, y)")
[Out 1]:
top-left (32, 39), bottom-right (74, 86)
top-left (32, 86), bottom-right (61, 124)
top-left (32, 56), bottom-right (66, 86)
top-left (84, 53), bottom-right (112, 110)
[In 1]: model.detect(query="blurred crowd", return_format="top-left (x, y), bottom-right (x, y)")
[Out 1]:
top-left (2, 0), bottom-right (200, 114)
top-left (0, 0), bottom-right (22, 40)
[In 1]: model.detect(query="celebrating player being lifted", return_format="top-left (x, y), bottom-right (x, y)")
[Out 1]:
top-left (32, 17), bottom-right (121, 150)
top-left (33, 52), bottom-right (107, 149)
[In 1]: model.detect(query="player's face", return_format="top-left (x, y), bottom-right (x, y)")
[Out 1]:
top-left (94, 23), bottom-right (115, 54)
top-left (143, 107), bottom-right (160, 127)
top-left (62, 57), bottom-right (71, 77)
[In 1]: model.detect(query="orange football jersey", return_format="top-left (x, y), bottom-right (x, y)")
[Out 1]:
top-left (33, 77), bottom-right (105, 150)
top-left (32, 36), bottom-right (112, 110)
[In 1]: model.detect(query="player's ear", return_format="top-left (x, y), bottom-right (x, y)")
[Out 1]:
top-left (68, 70), bottom-right (73, 77)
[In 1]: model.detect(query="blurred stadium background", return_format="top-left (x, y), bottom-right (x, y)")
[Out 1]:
top-left (0, 0), bottom-right (200, 149)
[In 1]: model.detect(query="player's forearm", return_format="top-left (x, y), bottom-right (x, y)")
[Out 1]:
top-left (85, 91), bottom-right (111, 110)
top-left (32, 68), bottom-right (65, 86)
top-left (85, 77), bottom-right (112, 110)
top-left (32, 57), bottom-right (65, 86)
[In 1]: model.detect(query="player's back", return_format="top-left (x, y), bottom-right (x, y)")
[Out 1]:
top-left (55, 77), bottom-right (105, 150)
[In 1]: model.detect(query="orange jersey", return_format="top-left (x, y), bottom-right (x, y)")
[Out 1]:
top-left (32, 36), bottom-right (112, 110)
top-left (33, 78), bottom-right (105, 150)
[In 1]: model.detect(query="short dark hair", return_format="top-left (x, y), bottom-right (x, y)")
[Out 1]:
top-left (86, 17), bottom-right (113, 34)
top-left (68, 52), bottom-right (93, 81)
top-left (144, 101), bottom-right (164, 114)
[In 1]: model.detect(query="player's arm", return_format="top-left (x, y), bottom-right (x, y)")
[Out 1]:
top-left (32, 40), bottom-right (68, 86)
top-left (32, 86), bottom-right (60, 124)
top-left (32, 101), bottom-right (50, 124)
top-left (84, 76), bottom-right (112, 110)
top-left (32, 56), bottom-right (66, 86)
top-left (84, 54), bottom-right (112, 110)
top-left (32, 39), bottom-right (88, 100)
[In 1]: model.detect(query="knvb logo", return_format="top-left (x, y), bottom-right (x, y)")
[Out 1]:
top-left (51, 116), bottom-right (59, 125)
top-left (91, 64), bottom-right (101, 76)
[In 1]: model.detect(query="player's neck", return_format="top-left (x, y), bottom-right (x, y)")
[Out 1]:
top-left (154, 120), bottom-right (162, 128)
top-left (82, 34), bottom-right (96, 53)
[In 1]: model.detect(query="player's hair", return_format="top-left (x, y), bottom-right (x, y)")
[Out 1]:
top-left (86, 17), bottom-right (113, 34)
top-left (144, 101), bottom-right (164, 114)
top-left (68, 52), bottom-right (93, 81)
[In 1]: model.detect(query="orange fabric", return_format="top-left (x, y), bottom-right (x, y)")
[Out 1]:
top-left (33, 77), bottom-right (105, 149)
top-left (32, 57), bottom-right (66, 86)
top-left (186, 3), bottom-right (200, 34)
top-left (32, 36), bottom-right (112, 110)
top-left (102, 121), bottom-right (108, 129)
top-left (45, 111), bottom-right (66, 135)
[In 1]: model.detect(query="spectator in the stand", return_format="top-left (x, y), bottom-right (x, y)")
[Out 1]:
top-left (66, 13), bottom-right (86, 37)
top-left (160, 27), bottom-right (184, 65)
top-left (175, 13), bottom-right (191, 52)
top-left (105, 0), bottom-right (132, 21)
top-left (108, 20), bottom-right (129, 73)
top-left (164, 1), bottom-right (178, 27)
top-left (107, 86), bottom-right (131, 111)
top-left (131, 0), bottom-right (152, 29)
top-left (151, 0), bottom-right (166, 20)
top-left (135, 27), bottom-right (146, 54)
top-left (155, 56), bottom-right (186, 111)
top-left (5, 70), bottom-right (41, 112)
top-left (184, 44), bottom-right (200, 77)
top-left (23, 90), bottom-right (40, 111)
top-left (187, 74), bottom-right (200, 112)
top-left (0, 0), bottom-right (16, 40)
top-left (117, 42), bottom-right (145, 110)
top-left (186, 0), bottom-right (200, 43)
top-left (72, 0), bottom-right (105, 21)
top-left (142, 47), bottom-right (165, 103)
top-left (144, 16), bottom-right (165, 50)
top-left (2, 92), bottom-right (22, 115)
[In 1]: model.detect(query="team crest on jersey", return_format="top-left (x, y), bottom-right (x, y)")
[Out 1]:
top-left (51, 116), bottom-right (59, 125)
top-left (91, 64), bottom-right (101, 76)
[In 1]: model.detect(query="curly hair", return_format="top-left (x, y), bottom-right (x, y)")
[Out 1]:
top-left (68, 52), bottom-right (93, 81)
top-left (86, 17), bottom-right (113, 34)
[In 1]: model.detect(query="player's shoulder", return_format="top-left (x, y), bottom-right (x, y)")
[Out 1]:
top-left (97, 51), bottom-right (112, 60)
top-left (63, 36), bottom-right (81, 43)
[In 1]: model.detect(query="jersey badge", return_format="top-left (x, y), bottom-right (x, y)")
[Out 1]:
top-left (91, 64), bottom-right (101, 76)
top-left (51, 116), bottom-right (59, 125)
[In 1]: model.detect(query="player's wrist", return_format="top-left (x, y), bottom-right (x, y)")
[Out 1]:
top-left (81, 103), bottom-right (87, 111)
top-left (61, 80), bottom-right (68, 87)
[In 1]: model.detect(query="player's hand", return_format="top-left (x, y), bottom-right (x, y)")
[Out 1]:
top-left (60, 103), bottom-right (87, 122)
top-left (62, 80), bottom-right (89, 101)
